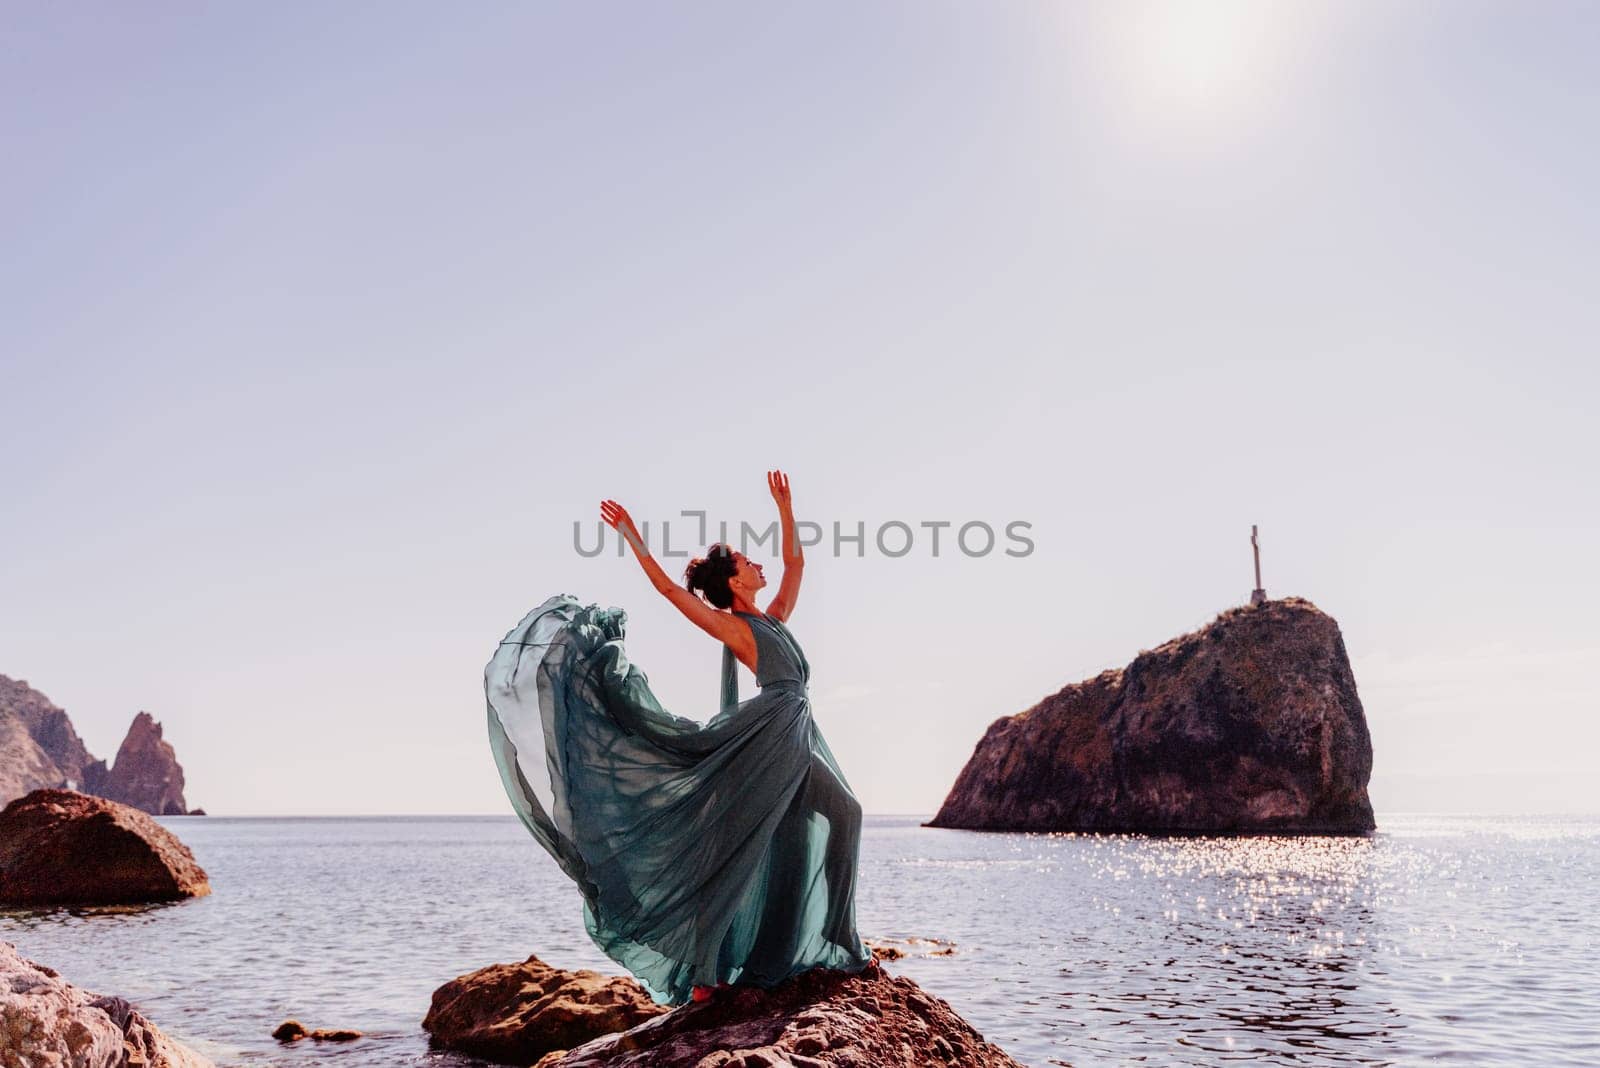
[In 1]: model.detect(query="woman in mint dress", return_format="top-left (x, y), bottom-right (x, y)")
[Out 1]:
top-left (484, 470), bottom-right (874, 1006)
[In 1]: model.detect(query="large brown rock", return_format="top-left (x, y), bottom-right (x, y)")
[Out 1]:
top-left (0, 788), bottom-right (211, 905)
top-left (0, 939), bottom-right (215, 1067)
top-left (536, 964), bottom-right (1023, 1067)
top-left (99, 711), bottom-right (190, 816)
top-left (928, 597), bottom-right (1376, 834)
top-left (423, 953), bottom-right (668, 1064)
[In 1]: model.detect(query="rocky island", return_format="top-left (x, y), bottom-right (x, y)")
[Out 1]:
top-left (928, 597), bottom-right (1376, 834)
top-left (0, 673), bottom-right (199, 815)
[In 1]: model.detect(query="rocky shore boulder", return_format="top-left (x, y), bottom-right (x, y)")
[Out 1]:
top-left (534, 964), bottom-right (1023, 1067)
top-left (928, 597), bottom-right (1376, 834)
top-left (423, 953), bottom-right (667, 1064)
top-left (0, 939), bottom-right (214, 1067)
top-left (0, 788), bottom-right (211, 905)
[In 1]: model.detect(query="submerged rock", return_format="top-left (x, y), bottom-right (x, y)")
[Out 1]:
top-left (272, 1019), bottom-right (363, 1042)
top-left (423, 953), bottom-right (667, 1064)
top-left (535, 963), bottom-right (1023, 1067)
top-left (866, 937), bottom-right (958, 960)
top-left (928, 597), bottom-right (1376, 835)
top-left (0, 939), bottom-right (214, 1067)
top-left (0, 788), bottom-right (211, 905)
top-left (866, 940), bottom-right (906, 962)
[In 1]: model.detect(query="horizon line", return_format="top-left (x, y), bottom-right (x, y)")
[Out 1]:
top-left (155, 809), bottom-right (1600, 820)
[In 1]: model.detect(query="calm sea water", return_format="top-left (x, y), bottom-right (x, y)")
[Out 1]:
top-left (3, 813), bottom-right (1597, 1068)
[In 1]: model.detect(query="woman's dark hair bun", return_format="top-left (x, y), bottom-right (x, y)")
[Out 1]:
top-left (684, 542), bottom-right (738, 609)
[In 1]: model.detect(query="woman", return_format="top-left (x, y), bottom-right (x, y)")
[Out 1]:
top-left (484, 469), bottom-right (875, 1006)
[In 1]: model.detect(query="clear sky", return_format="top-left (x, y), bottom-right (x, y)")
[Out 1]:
top-left (3, 2), bottom-right (1596, 817)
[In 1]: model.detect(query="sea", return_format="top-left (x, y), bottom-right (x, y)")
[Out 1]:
top-left (3, 813), bottom-right (1596, 1068)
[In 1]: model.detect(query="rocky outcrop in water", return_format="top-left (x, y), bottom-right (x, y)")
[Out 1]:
top-left (423, 954), bottom-right (668, 1064)
top-left (0, 788), bottom-right (211, 905)
top-left (534, 963), bottom-right (1023, 1067)
top-left (0, 674), bottom-right (199, 814)
top-left (272, 1019), bottom-right (364, 1042)
top-left (928, 597), bottom-right (1376, 835)
top-left (0, 939), bottom-right (215, 1067)
top-left (99, 711), bottom-right (190, 816)
top-left (866, 937), bottom-right (958, 961)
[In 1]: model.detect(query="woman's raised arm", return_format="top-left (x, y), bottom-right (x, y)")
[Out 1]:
top-left (764, 470), bottom-right (804, 623)
top-left (600, 499), bottom-right (745, 649)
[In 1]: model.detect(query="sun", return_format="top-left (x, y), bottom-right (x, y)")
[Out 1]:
top-left (1144, 1), bottom-right (1282, 100)
top-left (1080, 0), bottom-right (1343, 140)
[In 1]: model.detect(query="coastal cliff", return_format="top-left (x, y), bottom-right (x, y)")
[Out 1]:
top-left (928, 597), bottom-right (1376, 835)
top-left (0, 673), bottom-right (103, 802)
top-left (0, 674), bottom-right (197, 815)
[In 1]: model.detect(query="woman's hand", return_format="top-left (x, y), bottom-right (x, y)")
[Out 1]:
top-left (767, 469), bottom-right (792, 512)
top-left (601, 499), bottom-right (645, 555)
top-left (767, 470), bottom-right (804, 616)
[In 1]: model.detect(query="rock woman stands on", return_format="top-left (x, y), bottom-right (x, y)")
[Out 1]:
top-left (483, 469), bottom-right (875, 1006)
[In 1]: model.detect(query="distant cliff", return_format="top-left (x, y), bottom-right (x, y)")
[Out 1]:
top-left (927, 598), bottom-right (1375, 835)
top-left (0, 675), bottom-right (198, 815)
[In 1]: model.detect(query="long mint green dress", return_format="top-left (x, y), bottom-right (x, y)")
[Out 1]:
top-left (484, 593), bottom-right (873, 1006)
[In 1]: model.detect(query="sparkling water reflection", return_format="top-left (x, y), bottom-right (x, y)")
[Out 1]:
top-left (3, 814), bottom-right (1597, 1067)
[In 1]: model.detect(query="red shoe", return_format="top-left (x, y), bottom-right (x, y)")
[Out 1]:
top-left (691, 985), bottom-right (714, 1003)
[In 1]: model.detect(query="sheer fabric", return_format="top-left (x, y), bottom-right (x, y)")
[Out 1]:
top-left (484, 593), bottom-right (872, 1005)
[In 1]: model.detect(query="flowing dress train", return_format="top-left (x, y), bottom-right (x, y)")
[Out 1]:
top-left (484, 593), bottom-right (873, 1006)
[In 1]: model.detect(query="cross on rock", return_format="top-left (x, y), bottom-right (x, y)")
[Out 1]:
top-left (1250, 525), bottom-right (1267, 606)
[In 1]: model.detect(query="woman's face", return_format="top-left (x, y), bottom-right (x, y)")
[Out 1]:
top-left (731, 550), bottom-right (767, 593)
